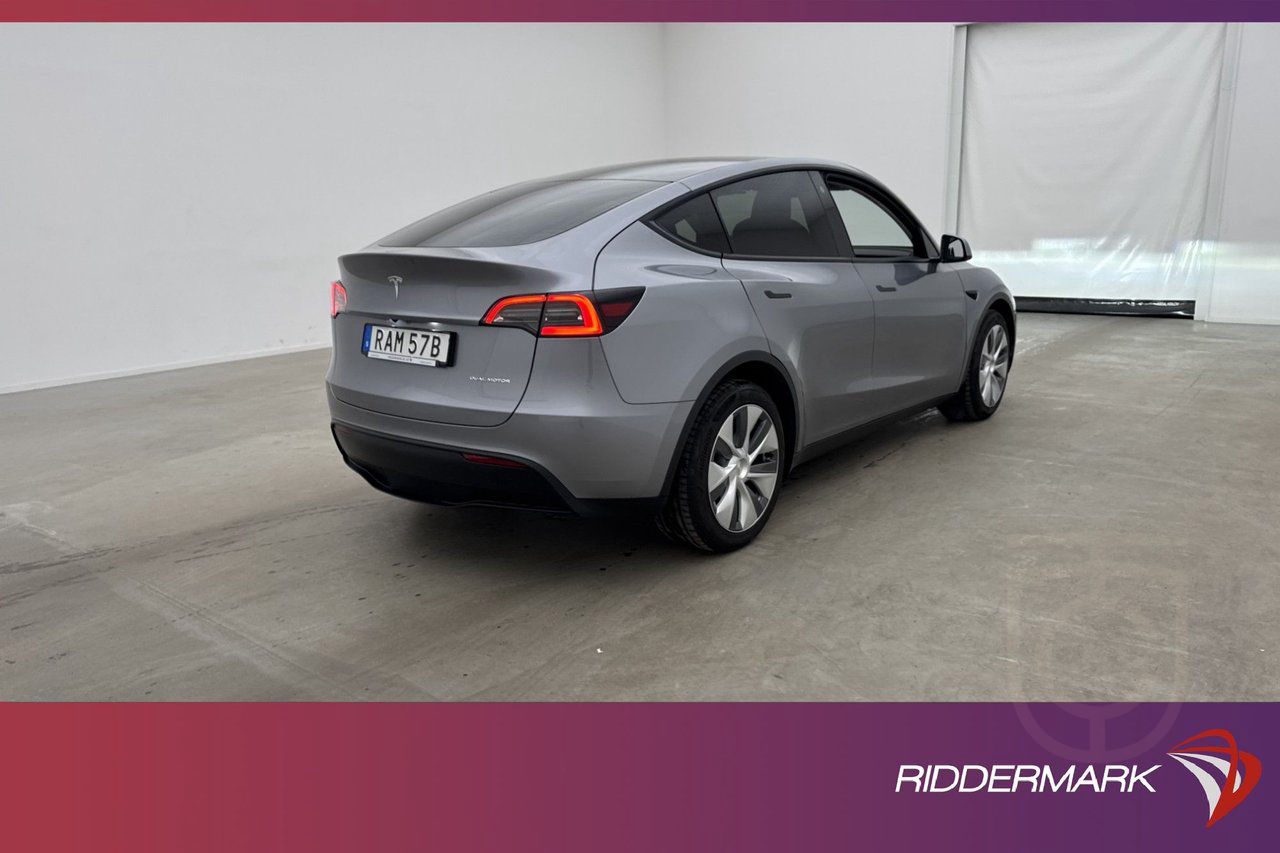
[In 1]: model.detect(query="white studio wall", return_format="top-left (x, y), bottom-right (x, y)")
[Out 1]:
top-left (662, 23), bottom-right (957, 235)
top-left (3, 22), bottom-right (1278, 394)
top-left (0, 24), bottom-right (667, 393)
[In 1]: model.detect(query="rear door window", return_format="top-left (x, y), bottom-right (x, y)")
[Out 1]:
top-left (710, 171), bottom-right (839, 258)
top-left (381, 179), bottom-right (663, 248)
top-left (651, 193), bottom-right (730, 254)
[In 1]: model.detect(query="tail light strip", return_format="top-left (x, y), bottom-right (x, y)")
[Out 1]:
top-left (331, 281), bottom-right (643, 336)
top-left (482, 289), bottom-right (643, 337)
top-left (330, 281), bottom-right (348, 318)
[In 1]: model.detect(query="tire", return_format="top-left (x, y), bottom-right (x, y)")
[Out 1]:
top-left (658, 380), bottom-right (785, 553)
top-left (940, 309), bottom-right (1012, 422)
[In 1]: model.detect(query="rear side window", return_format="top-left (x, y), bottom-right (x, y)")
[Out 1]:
top-left (380, 179), bottom-right (663, 248)
top-left (651, 193), bottom-right (730, 254)
top-left (710, 172), bottom-right (838, 258)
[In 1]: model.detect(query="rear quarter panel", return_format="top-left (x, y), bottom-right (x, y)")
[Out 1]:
top-left (594, 221), bottom-right (770, 404)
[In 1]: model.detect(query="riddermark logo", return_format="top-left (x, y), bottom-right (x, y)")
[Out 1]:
top-left (1167, 729), bottom-right (1262, 828)
top-left (895, 728), bottom-right (1262, 828)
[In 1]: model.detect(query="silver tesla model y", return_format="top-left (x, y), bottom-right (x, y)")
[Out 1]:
top-left (327, 158), bottom-right (1015, 551)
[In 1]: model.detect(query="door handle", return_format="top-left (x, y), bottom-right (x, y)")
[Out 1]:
top-left (763, 290), bottom-right (792, 299)
top-left (964, 288), bottom-right (979, 300)
top-left (875, 285), bottom-right (897, 293)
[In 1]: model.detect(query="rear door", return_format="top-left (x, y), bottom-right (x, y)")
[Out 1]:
top-left (823, 176), bottom-right (967, 413)
top-left (714, 171), bottom-right (877, 446)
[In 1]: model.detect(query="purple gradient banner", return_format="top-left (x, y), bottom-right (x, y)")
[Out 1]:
top-left (1, 702), bottom-right (1273, 851)
top-left (4, 0), bottom-right (1280, 22)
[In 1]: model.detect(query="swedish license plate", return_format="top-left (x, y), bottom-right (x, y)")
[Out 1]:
top-left (362, 324), bottom-right (453, 367)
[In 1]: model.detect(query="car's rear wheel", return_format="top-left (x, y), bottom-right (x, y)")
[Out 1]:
top-left (658, 380), bottom-right (784, 553)
top-left (939, 309), bottom-right (1011, 422)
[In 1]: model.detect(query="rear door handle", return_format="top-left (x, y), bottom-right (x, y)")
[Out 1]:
top-left (763, 290), bottom-right (792, 299)
top-left (964, 288), bottom-right (979, 300)
top-left (875, 285), bottom-right (897, 293)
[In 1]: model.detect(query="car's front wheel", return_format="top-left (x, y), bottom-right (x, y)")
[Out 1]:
top-left (940, 309), bottom-right (1012, 422)
top-left (658, 379), bottom-right (784, 553)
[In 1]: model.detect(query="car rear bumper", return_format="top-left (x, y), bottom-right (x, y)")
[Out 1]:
top-left (333, 423), bottom-right (587, 514)
top-left (326, 338), bottom-right (693, 513)
top-left (330, 421), bottom-right (673, 516)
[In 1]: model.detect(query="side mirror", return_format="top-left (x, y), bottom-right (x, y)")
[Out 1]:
top-left (941, 234), bottom-right (972, 263)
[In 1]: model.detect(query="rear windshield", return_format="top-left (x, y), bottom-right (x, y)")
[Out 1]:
top-left (380, 179), bottom-right (663, 248)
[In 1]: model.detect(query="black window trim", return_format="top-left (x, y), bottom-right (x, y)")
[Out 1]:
top-left (644, 165), bottom-right (938, 264)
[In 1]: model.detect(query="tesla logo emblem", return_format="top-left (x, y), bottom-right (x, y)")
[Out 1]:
top-left (387, 275), bottom-right (403, 298)
top-left (1168, 729), bottom-right (1262, 827)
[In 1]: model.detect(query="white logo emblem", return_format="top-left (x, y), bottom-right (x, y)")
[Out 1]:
top-left (387, 275), bottom-right (403, 298)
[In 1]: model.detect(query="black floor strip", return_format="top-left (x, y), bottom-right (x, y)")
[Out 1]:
top-left (1015, 297), bottom-right (1195, 318)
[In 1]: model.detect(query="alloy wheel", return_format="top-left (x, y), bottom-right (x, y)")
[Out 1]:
top-left (979, 324), bottom-right (1010, 407)
top-left (707, 403), bottom-right (780, 532)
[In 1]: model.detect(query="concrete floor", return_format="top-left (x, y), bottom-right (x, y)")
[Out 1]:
top-left (2, 314), bottom-right (1278, 700)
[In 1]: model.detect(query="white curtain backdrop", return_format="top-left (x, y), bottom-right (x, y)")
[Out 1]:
top-left (958, 23), bottom-right (1226, 304)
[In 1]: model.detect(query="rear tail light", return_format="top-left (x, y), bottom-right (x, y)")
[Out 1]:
top-left (481, 288), bottom-right (644, 337)
top-left (330, 281), bottom-right (347, 318)
top-left (540, 294), bottom-right (603, 337)
top-left (481, 294), bottom-right (547, 333)
top-left (593, 287), bottom-right (645, 332)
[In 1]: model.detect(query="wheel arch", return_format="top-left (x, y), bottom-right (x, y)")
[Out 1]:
top-left (658, 351), bottom-right (801, 502)
top-left (984, 295), bottom-right (1017, 364)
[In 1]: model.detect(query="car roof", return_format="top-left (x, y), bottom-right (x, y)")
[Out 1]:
top-left (546, 156), bottom-right (872, 186)
top-left (547, 158), bottom-right (758, 182)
